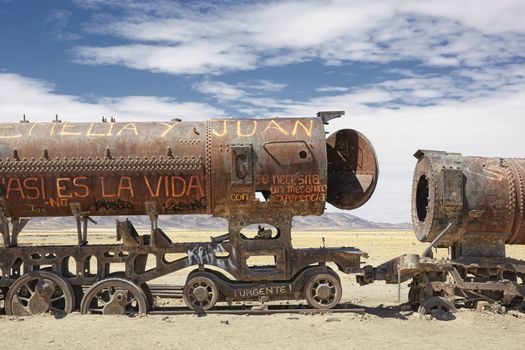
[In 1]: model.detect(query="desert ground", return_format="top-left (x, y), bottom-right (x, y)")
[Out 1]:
top-left (1, 228), bottom-right (524, 350)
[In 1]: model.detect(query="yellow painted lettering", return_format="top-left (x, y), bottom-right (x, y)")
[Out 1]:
top-left (160, 122), bottom-right (180, 138)
top-left (237, 120), bottom-right (257, 137)
top-left (264, 120), bottom-right (288, 135)
top-left (291, 120), bottom-right (313, 137)
top-left (61, 122), bottom-right (81, 136)
top-left (117, 123), bottom-right (139, 136)
top-left (0, 126), bottom-right (22, 139)
top-left (212, 120), bottom-right (228, 137)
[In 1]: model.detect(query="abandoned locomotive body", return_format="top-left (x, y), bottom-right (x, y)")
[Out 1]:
top-left (0, 113), bottom-right (379, 315)
top-left (366, 150), bottom-right (525, 315)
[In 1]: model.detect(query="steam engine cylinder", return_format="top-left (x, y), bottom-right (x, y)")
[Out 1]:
top-left (412, 150), bottom-right (525, 247)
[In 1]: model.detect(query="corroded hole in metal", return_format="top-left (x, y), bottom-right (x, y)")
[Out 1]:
top-left (299, 150), bottom-right (308, 159)
top-left (255, 189), bottom-right (271, 203)
top-left (416, 175), bottom-right (429, 222)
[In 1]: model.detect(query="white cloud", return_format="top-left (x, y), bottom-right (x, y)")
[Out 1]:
top-left (45, 9), bottom-right (81, 41)
top-left (195, 81), bottom-right (246, 101)
top-left (248, 80), bottom-right (287, 92)
top-left (316, 86), bottom-right (349, 93)
top-left (71, 0), bottom-right (525, 75)
top-left (74, 43), bottom-right (258, 75)
top-left (194, 79), bottom-right (288, 106)
top-left (0, 73), bottom-right (224, 122)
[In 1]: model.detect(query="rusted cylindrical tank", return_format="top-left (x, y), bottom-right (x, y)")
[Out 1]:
top-left (0, 116), bottom-right (378, 220)
top-left (412, 150), bottom-right (525, 246)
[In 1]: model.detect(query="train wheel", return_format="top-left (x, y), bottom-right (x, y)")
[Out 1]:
top-left (418, 296), bottom-right (457, 315)
top-left (5, 271), bottom-right (75, 316)
top-left (141, 282), bottom-right (154, 311)
top-left (183, 276), bottom-right (219, 312)
top-left (304, 273), bottom-right (342, 309)
top-left (80, 278), bottom-right (147, 316)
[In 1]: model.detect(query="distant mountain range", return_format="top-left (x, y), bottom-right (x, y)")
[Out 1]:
top-left (25, 212), bottom-right (411, 231)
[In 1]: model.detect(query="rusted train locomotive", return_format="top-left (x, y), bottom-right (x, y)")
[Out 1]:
top-left (363, 151), bottom-right (525, 313)
top-left (0, 111), bottom-right (379, 315)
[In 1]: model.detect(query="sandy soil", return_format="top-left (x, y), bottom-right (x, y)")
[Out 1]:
top-left (2, 229), bottom-right (525, 350)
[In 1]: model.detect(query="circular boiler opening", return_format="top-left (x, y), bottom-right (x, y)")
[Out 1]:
top-left (416, 175), bottom-right (429, 222)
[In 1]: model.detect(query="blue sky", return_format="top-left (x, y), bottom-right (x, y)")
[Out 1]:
top-left (1, 0), bottom-right (524, 223)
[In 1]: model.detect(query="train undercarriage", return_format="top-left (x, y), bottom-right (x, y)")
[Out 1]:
top-left (360, 251), bottom-right (525, 315)
top-left (0, 213), bottom-right (365, 316)
top-left (2, 213), bottom-right (525, 317)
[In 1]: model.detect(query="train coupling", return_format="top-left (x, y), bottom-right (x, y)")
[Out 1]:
top-left (356, 254), bottom-right (421, 285)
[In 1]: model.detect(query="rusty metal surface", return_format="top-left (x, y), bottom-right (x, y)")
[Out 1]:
top-left (412, 150), bottom-right (525, 247)
top-left (0, 121), bottom-right (208, 217)
top-left (326, 129), bottom-right (378, 210)
top-left (209, 118), bottom-right (328, 218)
top-left (0, 116), bottom-right (377, 220)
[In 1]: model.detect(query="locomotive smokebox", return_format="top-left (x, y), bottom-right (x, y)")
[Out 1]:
top-left (326, 129), bottom-right (378, 210)
top-left (412, 150), bottom-right (525, 248)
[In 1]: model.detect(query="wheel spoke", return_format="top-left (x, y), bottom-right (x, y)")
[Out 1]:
top-left (126, 296), bottom-right (137, 306)
top-left (95, 295), bottom-right (108, 305)
top-left (51, 295), bottom-right (65, 302)
top-left (22, 283), bottom-right (35, 295)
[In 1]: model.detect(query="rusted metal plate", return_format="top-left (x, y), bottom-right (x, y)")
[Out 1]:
top-left (209, 117), bottom-right (329, 218)
top-left (326, 129), bottom-right (378, 210)
top-left (0, 121), bottom-right (208, 217)
top-left (412, 150), bottom-right (525, 246)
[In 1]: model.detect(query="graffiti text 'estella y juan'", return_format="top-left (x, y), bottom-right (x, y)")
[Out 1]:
top-left (0, 119), bottom-right (314, 140)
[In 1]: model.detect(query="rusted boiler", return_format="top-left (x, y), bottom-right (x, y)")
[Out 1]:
top-left (0, 115), bottom-right (376, 220)
top-left (412, 150), bottom-right (525, 250)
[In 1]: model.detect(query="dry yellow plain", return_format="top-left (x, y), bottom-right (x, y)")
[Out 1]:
top-left (1, 228), bottom-right (524, 350)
